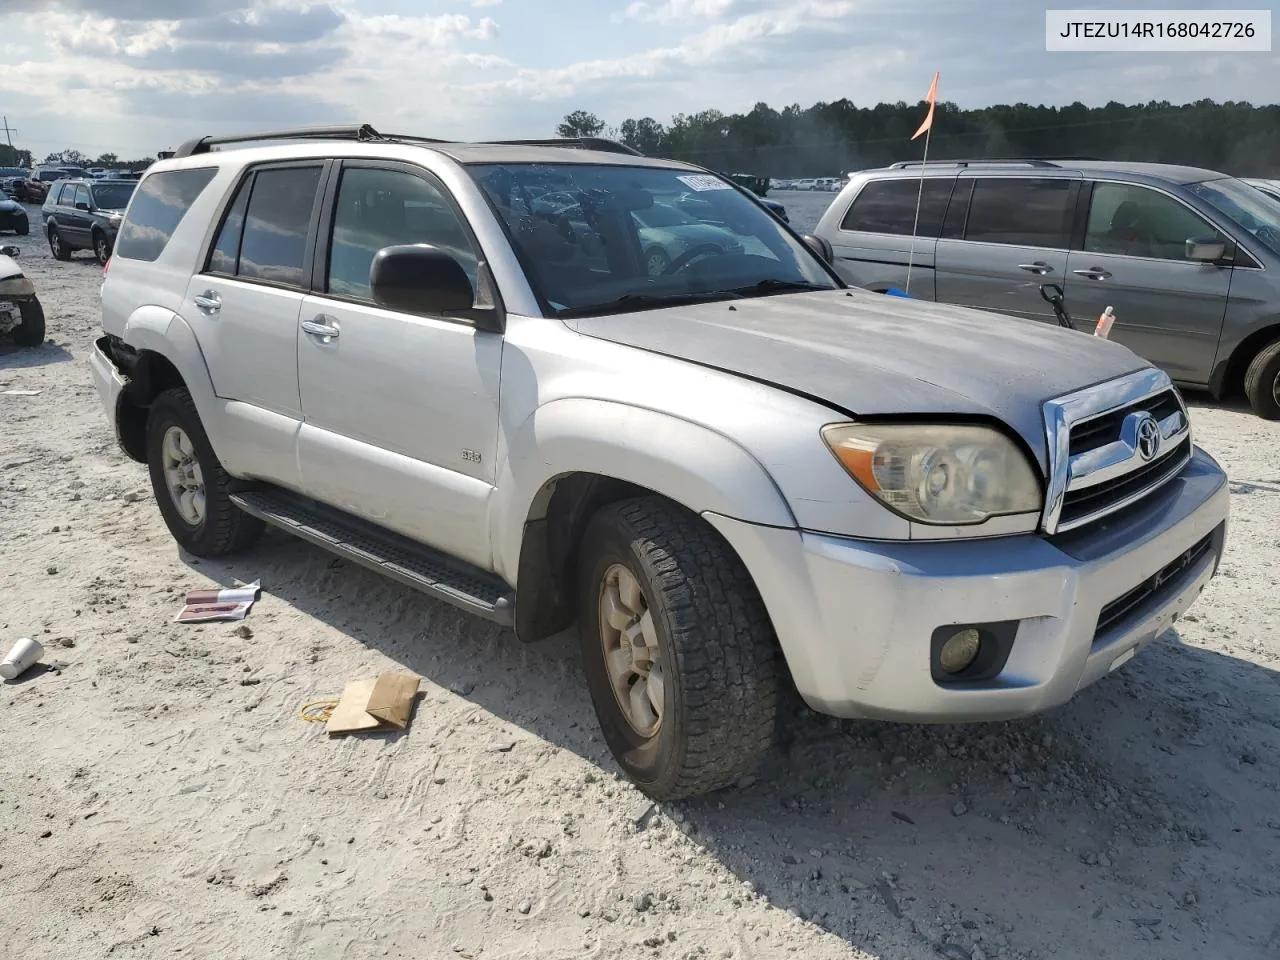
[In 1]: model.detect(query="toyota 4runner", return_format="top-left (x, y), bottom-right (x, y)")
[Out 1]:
top-left (90, 126), bottom-right (1230, 800)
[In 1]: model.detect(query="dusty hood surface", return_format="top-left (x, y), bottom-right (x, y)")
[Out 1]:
top-left (568, 288), bottom-right (1150, 471)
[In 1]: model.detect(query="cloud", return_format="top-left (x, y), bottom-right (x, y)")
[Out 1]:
top-left (0, 0), bottom-right (1276, 161)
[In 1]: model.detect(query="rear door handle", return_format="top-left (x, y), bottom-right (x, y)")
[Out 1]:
top-left (1072, 267), bottom-right (1113, 280)
top-left (1018, 262), bottom-right (1053, 275)
top-left (193, 290), bottom-right (222, 312)
top-left (301, 317), bottom-right (340, 340)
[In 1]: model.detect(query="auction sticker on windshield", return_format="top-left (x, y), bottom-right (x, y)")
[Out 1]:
top-left (678, 175), bottom-right (733, 192)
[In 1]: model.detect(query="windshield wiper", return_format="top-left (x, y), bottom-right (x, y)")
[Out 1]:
top-left (728, 278), bottom-right (835, 294)
top-left (558, 290), bottom-right (741, 318)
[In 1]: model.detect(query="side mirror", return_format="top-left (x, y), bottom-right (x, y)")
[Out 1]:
top-left (0, 245), bottom-right (19, 257)
top-left (370, 243), bottom-right (474, 316)
top-left (802, 234), bottom-right (833, 263)
top-left (75, 201), bottom-right (91, 211)
top-left (1186, 237), bottom-right (1226, 262)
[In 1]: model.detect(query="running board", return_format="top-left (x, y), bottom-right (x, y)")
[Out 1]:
top-left (230, 488), bottom-right (514, 625)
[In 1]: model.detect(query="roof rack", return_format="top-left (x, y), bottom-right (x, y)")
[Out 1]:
top-left (169, 127), bottom-right (645, 160)
top-left (481, 137), bottom-right (644, 157)
top-left (173, 124), bottom-right (391, 158)
top-left (887, 157), bottom-right (1103, 170)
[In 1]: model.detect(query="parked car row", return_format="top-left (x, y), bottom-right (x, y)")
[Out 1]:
top-left (813, 157), bottom-right (1280, 420)
top-left (2, 165), bottom-right (143, 205)
top-left (773, 177), bottom-right (845, 192)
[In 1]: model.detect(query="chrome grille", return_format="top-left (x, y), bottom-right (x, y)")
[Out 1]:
top-left (1042, 369), bottom-right (1192, 535)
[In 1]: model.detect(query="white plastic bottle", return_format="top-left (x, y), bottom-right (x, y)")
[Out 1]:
top-left (1094, 306), bottom-right (1116, 339)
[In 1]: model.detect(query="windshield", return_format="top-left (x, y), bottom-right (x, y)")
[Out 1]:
top-left (91, 182), bottom-right (137, 211)
top-left (0, 167), bottom-right (26, 179)
top-left (1187, 176), bottom-right (1280, 259)
top-left (468, 163), bottom-right (837, 316)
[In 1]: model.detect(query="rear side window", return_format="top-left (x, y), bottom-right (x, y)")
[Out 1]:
top-left (840, 178), bottom-right (954, 237)
top-left (964, 178), bottom-right (1076, 248)
top-left (236, 166), bottom-right (323, 286)
top-left (115, 167), bottom-right (217, 262)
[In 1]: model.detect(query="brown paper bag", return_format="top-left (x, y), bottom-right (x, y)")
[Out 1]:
top-left (326, 673), bottom-right (421, 736)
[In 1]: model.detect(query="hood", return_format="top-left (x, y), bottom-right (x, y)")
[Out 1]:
top-left (0, 199), bottom-right (22, 213)
top-left (567, 288), bottom-right (1149, 472)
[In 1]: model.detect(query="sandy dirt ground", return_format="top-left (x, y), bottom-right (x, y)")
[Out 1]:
top-left (1, 209), bottom-right (1278, 960)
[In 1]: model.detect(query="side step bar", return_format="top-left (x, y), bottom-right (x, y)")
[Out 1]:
top-left (230, 488), bottom-right (515, 625)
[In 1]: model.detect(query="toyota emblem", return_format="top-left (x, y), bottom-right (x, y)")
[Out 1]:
top-left (1135, 414), bottom-right (1161, 461)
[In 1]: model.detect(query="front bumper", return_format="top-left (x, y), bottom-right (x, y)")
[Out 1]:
top-left (705, 446), bottom-right (1229, 722)
top-left (0, 210), bottom-right (27, 231)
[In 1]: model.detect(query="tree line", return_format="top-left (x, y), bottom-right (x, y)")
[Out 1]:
top-left (557, 99), bottom-right (1280, 178)
top-left (0, 145), bottom-right (155, 171)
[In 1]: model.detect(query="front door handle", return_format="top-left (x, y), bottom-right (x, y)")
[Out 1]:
top-left (1018, 261), bottom-right (1053, 275)
top-left (1072, 267), bottom-right (1113, 280)
top-left (193, 290), bottom-right (222, 312)
top-left (301, 317), bottom-right (340, 340)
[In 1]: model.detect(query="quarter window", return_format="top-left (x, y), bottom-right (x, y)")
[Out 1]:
top-left (964, 178), bottom-right (1076, 248)
top-left (114, 167), bottom-right (218, 262)
top-left (326, 166), bottom-right (478, 302)
top-left (840, 178), bottom-right (954, 237)
top-left (1084, 182), bottom-right (1224, 261)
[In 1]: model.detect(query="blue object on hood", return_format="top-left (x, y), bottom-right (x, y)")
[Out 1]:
top-left (883, 287), bottom-right (911, 298)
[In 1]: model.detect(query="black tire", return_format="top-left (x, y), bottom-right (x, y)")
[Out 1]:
top-left (145, 388), bottom-right (265, 558)
top-left (576, 496), bottom-right (780, 801)
top-left (11, 298), bottom-right (45, 347)
top-left (48, 225), bottom-right (71, 261)
top-left (92, 229), bottom-right (111, 265)
top-left (1243, 338), bottom-right (1280, 420)
top-left (16, 222), bottom-right (28, 236)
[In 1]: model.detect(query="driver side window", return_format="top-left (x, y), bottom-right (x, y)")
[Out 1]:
top-left (326, 166), bottom-right (479, 302)
top-left (1084, 182), bottom-right (1222, 261)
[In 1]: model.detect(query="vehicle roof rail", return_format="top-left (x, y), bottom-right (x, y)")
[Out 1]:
top-left (888, 158), bottom-right (1064, 170)
top-left (481, 137), bottom-right (645, 157)
top-left (172, 123), bottom-right (392, 158)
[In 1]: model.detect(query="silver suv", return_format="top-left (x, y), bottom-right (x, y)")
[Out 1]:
top-left (815, 159), bottom-right (1280, 419)
top-left (90, 127), bottom-right (1229, 800)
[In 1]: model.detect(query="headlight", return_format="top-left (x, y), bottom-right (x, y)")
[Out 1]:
top-left (821, 422), bottom-right (1042, 525)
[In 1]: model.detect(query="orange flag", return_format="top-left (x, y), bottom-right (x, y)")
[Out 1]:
top-left (911, 71), bottom-right (939, 140)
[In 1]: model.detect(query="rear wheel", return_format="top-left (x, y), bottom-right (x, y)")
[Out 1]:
top-left (145, 388), bottom-right (265, 558)
top-left (1243, 337), bottom-right (1280, 420)
top-left (11, 298), bottom-right (45, 347)
top-left (48, 225), bottom-right (71, 261)
top-left (576, 496), bottom-right (781, 801)
top-left (16, 221), bottom-right (28, 236)
top-left (92, 229), bottom-right (112, 265)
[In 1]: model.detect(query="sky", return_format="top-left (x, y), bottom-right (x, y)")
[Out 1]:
top-left (0, 0), bottom-right (1275, 161)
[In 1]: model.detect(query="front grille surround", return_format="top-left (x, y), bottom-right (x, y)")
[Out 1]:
top-left (1041, 368), bottom-right (1192, 535)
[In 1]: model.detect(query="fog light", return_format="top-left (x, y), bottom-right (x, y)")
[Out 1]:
top-left (939, 628), bottom-right (981, 674)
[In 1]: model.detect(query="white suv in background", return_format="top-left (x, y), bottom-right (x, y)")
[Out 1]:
top-left (90, 126), bottom-right (1229, 800)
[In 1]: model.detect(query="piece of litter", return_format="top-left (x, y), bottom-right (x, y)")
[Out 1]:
top-left (2, 389), bottom-right (41, 396)
top-left (174, 580), bottom-right (261, 623)
top-left (325, 673), bottom-right (421, 736)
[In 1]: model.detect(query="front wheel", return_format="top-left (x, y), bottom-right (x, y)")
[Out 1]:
top-left (11, 298), bottom-right (45, 347)
top-left (16, 222), bottom-right (28, 236)
top-left (145, 388), bottom-right (265, 558)
top-left (1243, 337), bottom-right (1280, 420)
top-left (92, 230), bottom-right (112, 265)
top-left (576, 497), bottom-right (781, 801)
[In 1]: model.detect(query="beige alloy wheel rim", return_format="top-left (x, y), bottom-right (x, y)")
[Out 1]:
top-left (598, 563), bottom-right (665, 738)
top-left (161, 425), bottom-right (206, 526)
